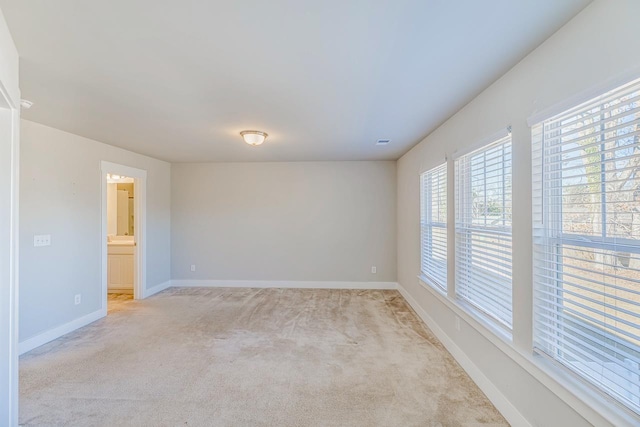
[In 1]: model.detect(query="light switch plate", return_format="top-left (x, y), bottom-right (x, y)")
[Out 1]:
top-left (34, 234), bottom-right (51, 247)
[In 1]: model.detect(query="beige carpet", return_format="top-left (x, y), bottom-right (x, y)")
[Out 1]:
top-left (20, 288), bottom-right (508, 426)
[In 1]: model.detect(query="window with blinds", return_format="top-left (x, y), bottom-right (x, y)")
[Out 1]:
top-left (455, 135), bottom-right (513, 329)
top-left (532, 78), bottom-right (640, 414)
top-left (420, 163), bottom-right (447, 291)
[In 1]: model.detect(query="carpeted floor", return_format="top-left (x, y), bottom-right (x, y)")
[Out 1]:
top-left (20, 288), bottom-right (508, 426)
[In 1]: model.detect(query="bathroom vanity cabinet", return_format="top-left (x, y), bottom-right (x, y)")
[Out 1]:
top-left (107, 242), bottom-right (134, 294)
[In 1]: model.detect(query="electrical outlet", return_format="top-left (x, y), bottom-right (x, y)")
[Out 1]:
top-left (34, 234), bottom-right (51, 247)
top-left (190, 264), bottom-right (196, 272)
top-left (371, 266), bottom-right (377, 274)
top-left (455, 316), bottom-right (461, 331)
top-left (74, 294), bottom-right (81, 305)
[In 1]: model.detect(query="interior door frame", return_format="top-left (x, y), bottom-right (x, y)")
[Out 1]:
top-left (0, 79), bottom-right (20, 426)
top-left (100, 161), bottom-right (147, 311)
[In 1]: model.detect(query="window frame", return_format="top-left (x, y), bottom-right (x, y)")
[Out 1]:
top-left (454, 133), bottom-right (514, 332)
top-left (419, 162), bottom-right (448, 293)
top-left (532, 77), bottom-right (640, 416)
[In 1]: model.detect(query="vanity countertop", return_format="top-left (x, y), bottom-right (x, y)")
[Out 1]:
top-left (107, 241), bottom-right (136, 246)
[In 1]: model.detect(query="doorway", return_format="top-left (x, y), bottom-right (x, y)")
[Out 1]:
top-left (106, 173), bottom-right (136, 313)
top-left (100, 162), bottom-right (147, 315)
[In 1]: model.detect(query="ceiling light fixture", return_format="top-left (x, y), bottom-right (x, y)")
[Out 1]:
top-left (240, 130), bottom-right (268, 146)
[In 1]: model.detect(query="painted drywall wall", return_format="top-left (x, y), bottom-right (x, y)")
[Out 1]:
top-left (397, 0), bottom-right (640, 426)
top-left (106, 183), bottom-right (118, 235)
top-left (0, 6), bottom-right (19, 425)
top-left (171, 161), bottom-right (396, 283)
top-left (19, 119), bottom-right (171, 342)
top-left (0, 7), bottom-right (18, 104)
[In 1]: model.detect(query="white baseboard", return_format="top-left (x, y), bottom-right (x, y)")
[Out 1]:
top-left (396, 283), bottom-right (530, 427)
top-left (171, 279), bottom-right (397, 290)
top-left (19, 309), bottom-right (105, 356)
top-left (144, 280), bottom-right (172, 298)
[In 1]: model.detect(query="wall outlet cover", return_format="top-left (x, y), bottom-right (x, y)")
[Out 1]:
top-left (34, 234), bottom-right (51, 247)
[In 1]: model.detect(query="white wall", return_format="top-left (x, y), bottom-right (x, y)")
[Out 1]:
top-left (0, 8), bottom-right (19, 105)
top-left (19, 120), bottom-right (171, 343)
top-left (171, 161), bottom-right (396, 284)
top-left (0, 5), bottom-right (19, 425)
top-left (397, 1), bottom-right (640, 426)
top-left (106, 183), bottom-right (117, 236)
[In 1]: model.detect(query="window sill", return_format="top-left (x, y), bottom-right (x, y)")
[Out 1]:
top-left (417, 275), bottom-right (512, 344)
top-left (417, 273), bottom-right (446, 297)
top-left (413, 276), bottom-right (640, 427)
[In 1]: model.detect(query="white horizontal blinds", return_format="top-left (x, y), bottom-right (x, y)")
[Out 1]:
top-left (455, 135), bottom-right (513, 329)
top-left (420, 163), bottom-right (447, 291)
top-left (532, 78), bottom-right (640, 414)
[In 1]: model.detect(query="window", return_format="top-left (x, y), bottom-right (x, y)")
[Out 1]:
top-left (532, 78), bottom-right (640, 414)
top-left (455, 134), bottom-right (513, 329)
top-left (421, 163), bottom-right (447, 291)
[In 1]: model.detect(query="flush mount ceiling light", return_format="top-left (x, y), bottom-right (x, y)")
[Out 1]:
top-left (240, 130), bottom-right (268, 146)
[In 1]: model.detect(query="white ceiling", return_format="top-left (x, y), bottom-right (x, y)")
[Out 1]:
top-left (1, 0), bottom-right (590, 162)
